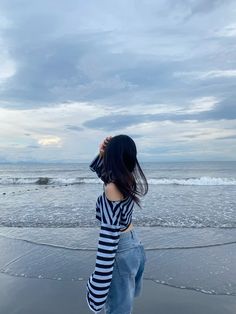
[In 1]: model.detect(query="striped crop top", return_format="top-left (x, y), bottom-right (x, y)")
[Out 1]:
top-left (86, 153), bottom-right (135, 313)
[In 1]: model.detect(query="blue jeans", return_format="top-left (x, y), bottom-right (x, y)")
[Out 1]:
top-left (104, 228), bottom-right (147, 314)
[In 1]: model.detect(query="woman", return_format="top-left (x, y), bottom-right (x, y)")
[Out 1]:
top-left (86, 134), bottom-right (148, 314)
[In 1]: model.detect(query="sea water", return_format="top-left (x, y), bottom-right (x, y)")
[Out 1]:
top-left (0, 160), bottom-right (235, 296)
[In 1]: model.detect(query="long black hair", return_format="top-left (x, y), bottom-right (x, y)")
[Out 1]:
top-left (103, 134), bottom-right (148, 209)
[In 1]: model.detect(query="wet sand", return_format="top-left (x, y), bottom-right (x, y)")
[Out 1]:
top-left (0, 227), bottom-right (235, 313)
top-left (0, 272), bottom-right (235, 314)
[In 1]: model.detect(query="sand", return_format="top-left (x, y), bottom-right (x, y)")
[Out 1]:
top-left (0, 272), bottom-right (236, 314)
top-left (0, 227), bottom-right (235, 314)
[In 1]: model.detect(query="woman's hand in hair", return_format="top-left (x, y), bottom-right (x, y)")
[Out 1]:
top-left (99, 136), bottom-right (112, 157)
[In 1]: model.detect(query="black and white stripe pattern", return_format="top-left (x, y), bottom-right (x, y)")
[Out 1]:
top-left (86, 153), bottom-right (134, 313)
top-left (86, 221), bottom-right (121, 313)
top-left (89, 153), bottom-right (108, 184)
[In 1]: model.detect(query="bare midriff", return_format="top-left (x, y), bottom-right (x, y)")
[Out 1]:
top-left (120, 222), bottom-right (134, 233)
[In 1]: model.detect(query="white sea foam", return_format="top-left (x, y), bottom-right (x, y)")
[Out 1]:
top-left (0, 176), bottom-right (235, 186)
top-left (148, 176), bottom-right (236, 185)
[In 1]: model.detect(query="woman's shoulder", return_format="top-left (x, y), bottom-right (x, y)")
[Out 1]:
top-left (104, 182), bottom-right (125, 202)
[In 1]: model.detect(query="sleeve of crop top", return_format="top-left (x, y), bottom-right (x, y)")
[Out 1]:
top-left (86, 194), bottom-right (122, 313)
top-left (89, 153), bottom-right (105, 182)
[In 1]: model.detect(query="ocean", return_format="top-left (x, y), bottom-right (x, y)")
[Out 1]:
top-left (0, 160), bottom-right (235, 297)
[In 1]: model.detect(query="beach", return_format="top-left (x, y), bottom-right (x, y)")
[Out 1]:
top-left (0, 160), bottom-right (236, 313)
top-left (0, 226), bottom-right (236, 314)
top-left (0, 271), bottom-right (236, 314)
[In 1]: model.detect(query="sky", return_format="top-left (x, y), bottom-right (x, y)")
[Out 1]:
top-left (0, 0), bottom-right (236, 163)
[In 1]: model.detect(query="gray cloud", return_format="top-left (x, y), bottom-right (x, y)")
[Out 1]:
top-left (0, 0), bottom-right (235, 111)
top-left (178, 0), bottom-right (227, 19)
top-left (65, 125), bottom-right (84, 132)
top-left (27, 145), bottom-right (40, 149)
top-left (215, 135), bottom-right (236, 140)
top-left (0, 0), bottom-right (235, 161)
top-left (83, 98), bottom-right (236, 131)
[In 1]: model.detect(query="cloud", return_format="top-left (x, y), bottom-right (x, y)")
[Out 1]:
top-left (173, 70), bottom-right (236, 80)
top-left (82, 96), bottom-right (228, 131)
top-left (65, 125), bottom-right (84, 132)
top-left (0, 0), bottom-right (235, 109)
top-left (0, 0), bottom-right (235, 161)
top-left (38, 136), bottom-right (62, 147)
top-left (214, 23), bottom-right (236, 37)
top-left (0, 37), bottom-right (16, 85)
top-left (183, 96), bottom-right (219, 113)
top-left (177, 0), bottom-right (226, 20)
top-left (27, 145), bottom-right (40, 149)
top-left (215, 134), bottom-right (236, 140)
top-left (0, 101), bottom-right (235, 162)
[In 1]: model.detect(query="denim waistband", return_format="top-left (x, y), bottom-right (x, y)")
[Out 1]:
top-left (117, 228), bottom-right (141, 251)
top-left (119, 228), bottom-right (136, 238)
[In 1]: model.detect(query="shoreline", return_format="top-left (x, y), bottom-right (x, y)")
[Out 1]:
top-left (0, 226), bottom-right (235, 313)
top-left (0, 272), bottom-right (235, 314)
